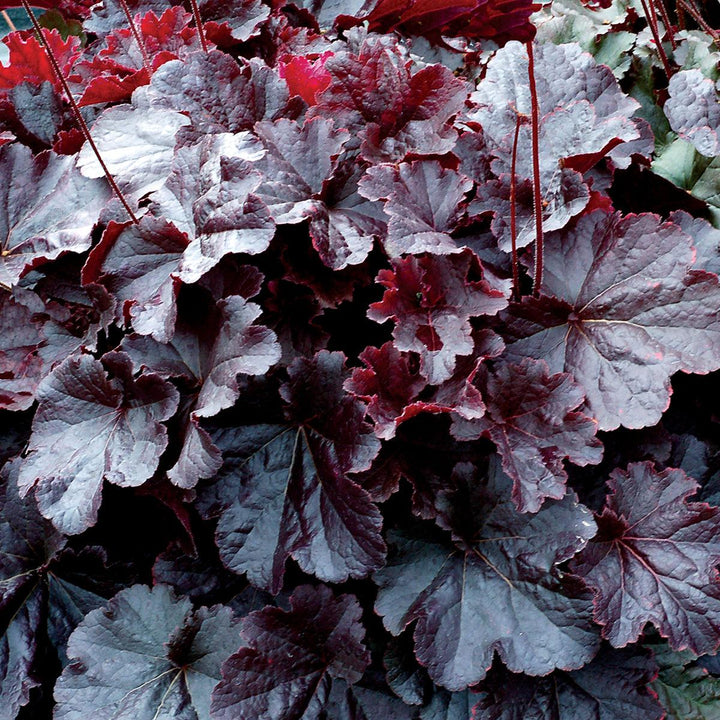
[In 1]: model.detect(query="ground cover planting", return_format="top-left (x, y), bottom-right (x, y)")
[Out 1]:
top-left (1, 0), bottom-right (720, 717)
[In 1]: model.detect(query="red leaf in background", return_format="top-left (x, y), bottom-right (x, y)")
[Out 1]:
top-left (75, 8), bottom-right (203, 107)
top-left (278, 52), bottom-right (332, 106)
top-left (365, 0), bottom-right (537, 44)
top-left (0, 0), bottom-right (93, 15)
top-left (0, 29), bottom-right (80, 93)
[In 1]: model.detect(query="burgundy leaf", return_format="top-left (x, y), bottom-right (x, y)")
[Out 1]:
top-left (452, 358), bottom-right (603, 513)
top-left (502, 210), bottom-right (720, 431)
top-left (358, 160), bottom-right (472, 257)
top-left (148, 132), bottom-right (274, 284)
top-left (571, 462), bottom-right (720, 654)
top-left (374, 458), bottom-right (600, 691)
top-left (665, 69), bottom-right (720, 158)
top-left (475, 645), bottom-right (663, 720)
top-left (82, 215), bottom-right (189, 343)
top-left (309, 35), bottom-right (468, 161)
top-left (368, 250), bottom-right (510, 384)
top-left (0, 144), bottom-right (111, 288)
top-left (54, 584), bottom-right (241, 720)
top-left (278, 52), bottom-right (333, 105)
top-left (18, 352), bottom-right (179, 535)
top-left (211, 585), bottom-right (369, 720)
top-left (200, 352), bottom-right (384, 593)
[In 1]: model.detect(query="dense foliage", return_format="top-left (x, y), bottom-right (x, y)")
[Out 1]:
top-left (2, 0), bottom-right (720, 718)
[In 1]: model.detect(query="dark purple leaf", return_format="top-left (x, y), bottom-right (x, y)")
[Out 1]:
top-left (665, 69), bottom-right (720, 157)
top-left (142, 51), bottom-right (300, 141)
top-left (502, 210), bottom-right (720, 430)
top-left (452, 358), bottom-right (603, 513)
top-left (475, 645), bottom-right (663, 719)
top-left (82, 215), bottom-right (189, 343)
top-left (76, 96), bottom-right (190, 203)
top-left (358, 160), bottom-right (472, 257)
top-left (148, 132), bottom-right (275, 284)
top-left (123, 293), bottom-right (280, 487)
top-left (199, 352), bottom-right (384, 593)
top-left (54, 584), bottom-right (241, 720)
top-left (0, 290), bottom-right (45, 411)
top-left (368, 250), bottom-right (510, 384)
top-left (211, 584), bottom-right (369, 720)
top-left (374, 458), bottom-right (600, 691)
top-left (309, 35), bottom-right (468, 161)
top-left (471, 170), bottom-right (589, 252)
top-left (0, 468), bottom-right (66, 718)
top-left (571, 462), bottom-right (720, 654)
top-left (254, 116), bottom-right (349, 224)
top-left (0, 144), bottom-right (111, 288)
top-left (18, 352), bottom-right (179, 534)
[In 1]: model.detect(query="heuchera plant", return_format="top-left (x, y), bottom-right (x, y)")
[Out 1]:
top-left (3, 0), bottom-right (720, 717)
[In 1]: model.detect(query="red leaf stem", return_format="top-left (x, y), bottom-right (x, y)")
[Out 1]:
top-left (188, 0), bottom-right (208, 52)
top-left (116, 0), bottom-right (152, 73)
top-left (654, 0), bottom-right (677, 50)
top-left (20, 0), bottom-right (138, 223)
top-left (526, 41), bottom-right (543, 297)
top-left (639, 0), bottom-right (673, 77)
top-left (510, 110), bottom-right (522, 301)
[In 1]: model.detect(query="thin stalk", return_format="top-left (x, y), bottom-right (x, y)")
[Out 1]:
top-left (677, 0), bottom-right (720, 46)
top-left (509, 112), bottom-right (522, 302)
top-left (526, 41), bottom-right (544, 298)
top-left (20, 0), bottom-right (138, 223)
top-left (1, 10), bottom-right (16, 31)
top-left (188, 0), bottom-right (208, 52)
top-left (639, 0), bottom-right (673, 76)
top-left (654, 0), bottom-right (677, 50)
top-left (117, 0), bottom-right (152, 73)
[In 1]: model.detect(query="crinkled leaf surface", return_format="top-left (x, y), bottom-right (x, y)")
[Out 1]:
top-left (254, 116), bottom-right (349, 224)
top-left (142, 51), bottom-right (299, 141)
top-left (54, 583), bottom-right (241, 720)
top-left (211, 584), bottom-right (369, 720)
top-left (374, 458), bottom-right (600, 691)
top-left (452, 357), bottom-right (602, 513)
top-left (502, 210), bottom-right (720, 430)
top-left (475, 645), bottom-right (663, 720)
top-left (309, 36), bottom-right (468, 161)
top-left (82, 215), bottom-right (189, 343)
top-left (148, 132), bottom-right (274, 283)
top-left (571, 462), bottom-right (720, 654)
top-left (369, 250), bottom-right (509, 384)
top-left (199, 351), bottom-right (384, 593)
top-left (18, 352), bottom-right (179, 534)
top-left (358, 160), bottom-right (471, 257)
top-left (665, 70), bottom-right (720, 158)
top-left (0, 144), bottom-right (111, 288)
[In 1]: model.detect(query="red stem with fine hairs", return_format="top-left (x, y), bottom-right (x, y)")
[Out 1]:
top-left (116, 0), bottom-right (152, 73)
top-left (20, 0), bottom-right (138, 223)
top-left (677, 0), bottom-right (720, 46)
top-left (188, 0), bottom-right (209, 52)
top-left (639, 0), bottom-right (673, 77)
top-left (654, 0), bottom-right (677, 50)
top-left (526, 41), bottom-right (544, 298)
top-left (510, 112), bottom-right (522, 302)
